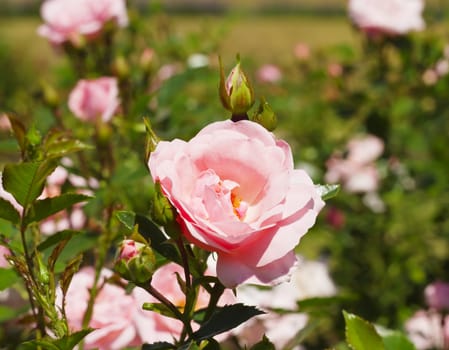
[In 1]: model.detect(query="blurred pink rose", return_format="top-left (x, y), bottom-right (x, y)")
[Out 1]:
top-left (327, 63), bottom-right (343, 78)
top-left (348, 0), bottom-right (425, 36)
top-left (232, 257), bottom-right (336, 348)
top-left (405, 310), bottom-right (449, 350)
top-left (133, 262), bottom-right (235, 343)
top-left (425, 281), bottom-right (449, 311)
top-left (0, 114), bottom-right (11, 131)
top-left (256, 64), bottom-right (282, 84)
top-left (149, 120), bottom-right (324, 287)
top-left (0, 245), bottom-right (11, 268)
top-left (294, 42), bottom-right (311, 61)
top-left (325, 135), bottom-right (384, 193)
top-left (68, 77), bottom-right (120, 123)
top-left (38, 0), bottom-right (128, 45)
top-left (60, 267), bottom-right (150, 350)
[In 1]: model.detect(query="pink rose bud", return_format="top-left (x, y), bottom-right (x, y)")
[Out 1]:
top-left (149, 120), bottom-right (324, 288)
top-left (68, 77), bottom-right (120, 123)
top-left (348, 0), bottom-right (425, 36)
top-left (219, 57), bottom-right (255, 118)
top-left (115, 238), bottom-right (156, 284)
top-left (425, 281), bottom-right (449, 311)
top-left (38, 0), bottom-right (128, 46)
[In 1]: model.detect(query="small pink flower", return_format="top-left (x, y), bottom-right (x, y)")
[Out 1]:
top-left (0, 245), bottom-right (11, 269)
top-left (149, 120), bottom-right (324, 288)
top-left (294, 42), bottom-right (311, 61)
top-left (325, 135), bottom-right (384, 193)
top-left (348, 0), bottom-right (425, 36)
top-left (256, 64), bottom-right (282, 84)
top-left (38, 0), bottom-right (128, 45)
top-left (425, 281), bottom-right (449, 312)
top-left (118, 240), bottom-right (143, 261)
top-left (68, 77), bottom-right (120, 123)
top-left (326, 207), bottom-right (346, 230)
top-left (0, 114), bottom-right (11, 131)
top-left (327, 63), bottom-right (343, 78)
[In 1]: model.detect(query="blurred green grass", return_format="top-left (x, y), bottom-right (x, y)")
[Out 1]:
top-left (0, 15), bottom-right (354, 73)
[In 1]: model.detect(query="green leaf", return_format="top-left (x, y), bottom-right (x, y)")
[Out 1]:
top-left (0, 267), bottom-right (19, 291)
top-left (135, 214), bottom-right (181, 263)
top-left (142, 302), bottom-right (177, 319)
top-left (376, 326), bottom-right (416, 350)
top-left (53, 329), bottom-right (93, 349)
top-left (37, 230), bottom-right (77, 252)
top-left (192, 304), bottom-right (265, 341)
top-left (0, 304), bottom-right (21, 322)
top-left (142, 342), bottom-right (175, 350)
top-left (343, 311), bottom-right (385, 350)
top-left (19, 330), bottom-right (93, 350)
top-left (3, 160), bottom-right (58, 208)
top-left (7, 115), bottom-right (27, 154)
top-left (44, 138), bottom-right (92, 159)
top-left (25, 193), bottom-right (91, 225)
top-left (0, 197), bottom-right (20, 224)
top-left (116, 210), bottom-right (136, 231)
top-left (60, 254), bottom-right (83, 297)
top-left (316, 184), bottom-right (340, 201)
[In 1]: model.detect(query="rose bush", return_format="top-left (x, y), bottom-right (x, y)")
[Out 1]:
top-left (38, 0), bottom-right (128, 45)
top-left (348, 0), bottom-right (425, 36)
top-left (68, 77), bottom-right (120, 123)
top-left (149, 120), bottom-right (324, 287)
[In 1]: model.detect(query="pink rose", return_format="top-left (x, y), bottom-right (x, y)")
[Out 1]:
top-left (68, 77), bottom-right (120, 123)
top-left (38, 0), bottom-right (128, 45)
top-left (405, 310), bottom-right (448, 350)
top-left (293, 42), bottom-right (311, 61)
top-left (325, 135), bottom-right (384, 193)
top-left (425, 281), bottom-right (449, 311)
top-left (59, 267), bottom-right (151, 350)
top-left (348, 0), bottom-right (425, 36)
top-left (256, 64), bottom-right (282, 84)
top-left (118, 240), bottom-right (143, 261)
top-left (0, 245), bottom-right (11, 269)
top-left (149, 120), bottom-right (324, 287)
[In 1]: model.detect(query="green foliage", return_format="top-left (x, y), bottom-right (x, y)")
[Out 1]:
top-left (192, 304), bottom-right (265, 341)
top-left (343, 311), bottom-right (385, 350)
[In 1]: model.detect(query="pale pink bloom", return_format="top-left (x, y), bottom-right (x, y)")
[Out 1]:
top-left (0, 245), bottom-right (11, 268)
top-left (0, 114), bottom-right (11, 131)
top-left (348, 0), bottom-right (425, 36)
top-left (59, 267), bottom-right (150, 350)
top-left (435, 59), bottom-right (449, 77)
top-left (149, 120), bottom-right (324, 288)
top-left (425, 282), bottom-right (449, 312)
top-left (256, 64), bottom-right (282, 84)
top-left (38, 0), bottom-right (128, 45)
top-left (325, 135), bottom-right (384, 193)
top-left (327, 63), bottom-right (343, 78)
top-left (133, 262), bottom-right (235, 343)
top-left (39, 206), bottom-right (86, 235)
top-left (422, 69), bottom-right (439, 86)
top-left (294, 42), bottom-right (311, 61)
top-left (405, 310), bottom-right (448, 350)
top-left (68, 77), bottom-right (120, 123)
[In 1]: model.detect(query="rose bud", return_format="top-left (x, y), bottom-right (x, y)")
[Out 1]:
top-left (115, 238), bottom-right (156, 284)
top-left (219, 56), bottom-right (255, 119)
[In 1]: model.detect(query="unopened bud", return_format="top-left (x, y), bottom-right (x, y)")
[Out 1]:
top-left (251, 97), bottom-right (277, 131)
top-left (40, 81), bottom-right (59, 108)
top-left (112, 56), bottom-right (130, 79)
top-left (140, 48), bottom-right (155, 72)
top-left (115, 236), bottom-right (156, 284)
top-left (219, 56), bottom-right (255, 117)
top-left (143, 117), bottom-right (160, 163)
